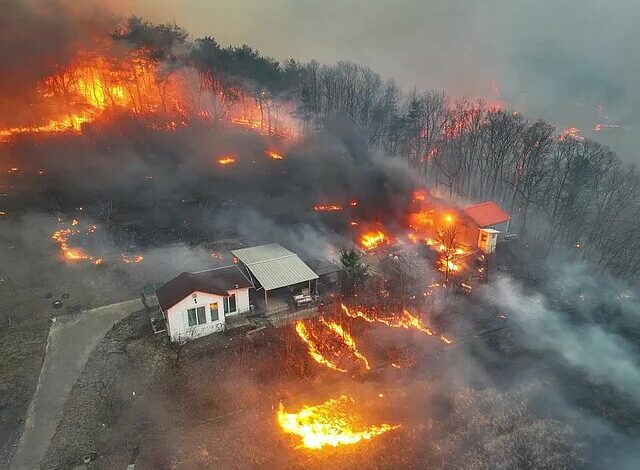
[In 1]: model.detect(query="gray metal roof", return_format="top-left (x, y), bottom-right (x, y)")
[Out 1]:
top-left (232, 243), bottom-right (293, 264)
top-left (231, 243), bottom-right (318, 291)
top-left (307, 259), bottom-right (342, 276)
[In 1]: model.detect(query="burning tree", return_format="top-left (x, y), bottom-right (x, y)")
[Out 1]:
top-left (435, 214), bottom-right (459, 285)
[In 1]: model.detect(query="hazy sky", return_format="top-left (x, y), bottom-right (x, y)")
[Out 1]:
top-left (123, 1), bottom-right (640, 161)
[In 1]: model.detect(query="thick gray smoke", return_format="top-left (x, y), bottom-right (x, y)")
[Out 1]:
top-left (129, 0), bottom-right (640, 163)
top-left (473, 256), bottom-right (640, 468)
top-left (485, 276), bottom-right (640, 397)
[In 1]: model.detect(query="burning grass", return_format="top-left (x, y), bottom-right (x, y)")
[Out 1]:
top-left (295, 318), bottom-right (370, 373)
top-left (121, 254), bottom-right (143, 264)
top-left (216, 155), bottom-right (236, 166)
top-left (341, 304), bottom-right (452, 345)
top-left (277, 395), bottom-right (400, 449)
top-left (50, 220), bottom-right (146, 267)
top-left (265, 150), bottom-right (284, 160)
top-left (51, 227), bottom-right (102, 265)
top-left (313, 204), bottom-right (343, 212)
top-left (359, 230), bottom-right (388, 250)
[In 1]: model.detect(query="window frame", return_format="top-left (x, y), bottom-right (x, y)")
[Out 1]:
top-left (223, 293), bottom-right (237, 315)
top-left (210, 302), bottom-right (219, 322)
top-left (187, 306), bottom-right (207, 327)
top-left (196, 306), bottom-right (206, 324)
top-left (187, 307), bottom-right (197, 327)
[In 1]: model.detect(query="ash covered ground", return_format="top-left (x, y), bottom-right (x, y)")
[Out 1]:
top-left (2, 126), bottom-right (639, 468)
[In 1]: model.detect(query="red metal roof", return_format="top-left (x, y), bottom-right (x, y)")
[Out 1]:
top-left (463, 201), bottom-right (510, 227)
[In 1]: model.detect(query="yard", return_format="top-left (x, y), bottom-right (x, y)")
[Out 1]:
top-left (41, 293), bottom-right (585, 470)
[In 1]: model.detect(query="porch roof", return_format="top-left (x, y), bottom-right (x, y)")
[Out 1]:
top-left (231, 243), bottom-right (318, 291)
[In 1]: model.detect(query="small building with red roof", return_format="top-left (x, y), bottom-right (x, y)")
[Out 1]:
top-left (464, 202), bottom-right (511, 231)
top-left (460, 201), bottom-right (511, 254)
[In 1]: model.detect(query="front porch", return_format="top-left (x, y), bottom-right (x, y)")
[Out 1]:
top-left (249, 281), bottom-right (319, 316)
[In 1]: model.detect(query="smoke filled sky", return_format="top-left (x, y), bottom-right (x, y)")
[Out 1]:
top-left (127, 0), bottom-right (640, 162)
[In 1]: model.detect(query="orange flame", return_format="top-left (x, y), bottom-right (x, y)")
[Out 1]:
top-left (0, 52), bottom-right (174, 141)
top-left (217, 156), bottom-right (236, 165)
top-left (295, 319), bottom-right (370, 372)
top-left (313, 204), bottom-right (343, 212)
top-left (121, 254), bottom-right (143, 264)
top-left (341, 304), bottom-right (452, 345)
top-left (0, 45), bottom-right (298, 141)
top-left (322, 320), bottom-right (370, 370)
top-left (360, 230), bottom-right (387, 250)
top-left (438, 258), bottom-right (461, 273)
top-left (51, 225), bottom-right (101, 265)
top-left (265, 150), bottom-right (284, 160)
top-left (277, 395), bottom-right (400, 449)
top-left (558, 127), bottom-right (584, 141)
top-left (413, 191), bottom-right (427, 202)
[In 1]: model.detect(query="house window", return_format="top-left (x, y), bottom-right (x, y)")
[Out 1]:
top-left (481, 233), bottom-right (488, 242)
top-left (223, 294), bottom-right (236, 315)
top-left (187, 306), bottom-right (206, 327)
top-left (210, 302), bottom-right (219, 322)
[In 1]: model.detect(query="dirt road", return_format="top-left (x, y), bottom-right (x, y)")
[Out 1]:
top-left (10, 298), bottom-right (144, 470)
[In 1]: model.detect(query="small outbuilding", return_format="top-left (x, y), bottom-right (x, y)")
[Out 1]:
top-left (461, 201), bottom-right (511, 254)
top-left (156, 265), bottom-right (253, 342)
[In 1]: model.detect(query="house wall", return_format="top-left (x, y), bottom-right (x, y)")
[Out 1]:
top-left (477, 229), bottom-right (498, 254)
top-left (473, 220), bottom-right (509, 240)
top-left (166, 288), bottom-right (250, 342)
top-left (458, 224), bottom-right (480, 247)
top-left (458, 220), bottom-right (510, 249)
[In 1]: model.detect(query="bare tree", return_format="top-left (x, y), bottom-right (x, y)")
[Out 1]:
top-left (436, 217), bottom-right (459, 286)
top-left (96, 191), bottom-right (114, 231)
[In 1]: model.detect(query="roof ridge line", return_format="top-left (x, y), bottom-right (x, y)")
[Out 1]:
top-left (241, 253), bottom-right (296, 265)
top-left (192, 264), bottom-right (235, 274)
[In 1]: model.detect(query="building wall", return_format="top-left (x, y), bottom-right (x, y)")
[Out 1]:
top-left (166, 288), bottom-right (250, 342)
top-left (458, 219), bottom-right (510, 249)
top-left (484, 220), bottom-right (510, 239)
top-left (458, 224), bottom-right (480, 247)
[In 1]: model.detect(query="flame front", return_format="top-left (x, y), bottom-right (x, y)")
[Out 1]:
top-left (0, 41), bottom-right (298, 142)
top-left (341, 304), bottom-right (452, 345)
top-left (313, 204), bottom-right (343, 212)
top-left (265, 150), bottom-right (284, 160)
top-left (121, 254), bottom-right (144, 264)
top-left (277, 395), bottom-right (400, 449)
top-left (360, 230), bottom-right (387, 250)
top-left (217, 156), bottom-right (236, 165)
top-left (295, 319), bottom-right (370, 372)
top-left (295, 321), bottom-right (346, 372)
top-left (322, 321), bottom-right (370, 370)
top-left (558, 127), bottom-right (584, 141)
top-left (51, 226), bottom-right (102, 265)
top-left (0, 52), bottom-right (173, 141)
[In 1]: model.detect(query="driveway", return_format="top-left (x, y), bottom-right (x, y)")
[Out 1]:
top-left (10, 298), bottom-right (144, 470)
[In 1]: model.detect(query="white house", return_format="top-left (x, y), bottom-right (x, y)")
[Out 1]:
top-left (156, 265), bottom-right (253, 342)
